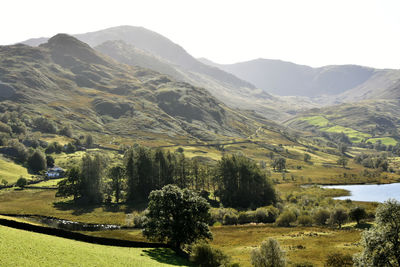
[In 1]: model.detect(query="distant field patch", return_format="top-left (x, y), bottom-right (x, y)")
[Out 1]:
top-left (0, 225), bottom-right (190, 267)
top-left (321, 125), bottom-right (371, 143)
top-left (367, 137), bottom-right (398, 146)
top-left (0, 156), bottom-right (31, 184)
top-left (298, 116), bottom-right (329, 127)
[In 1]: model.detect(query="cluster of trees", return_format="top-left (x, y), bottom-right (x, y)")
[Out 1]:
top-left (354, 153), bottom-right (389, 171)
top-left (56, 147), bottom-right (277, 210)
top-left (215, 155), bottom-right (276, 208)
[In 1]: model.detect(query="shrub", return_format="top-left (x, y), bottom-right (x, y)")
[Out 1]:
top-left (33, 117), bottom-right (57, 133)
top-left (191, 242), bottom-right (231, 267)
top-left (16, 177), bottom-right (27, 188)
top-left (223, 213), bottom-right (238, 225)
top-left (276, 210), bottom-right (296, 227)
top-left (238, 211), bottom-right (256, 224)
top-left (313, 209), bottom-right (330, 226)
top-left (349, 206), bottom-right (367, 225)
top-left (0, 121), bottom-right (12, 134)
top-left (325, 252), bottom-right (353, 266)
top-left (255, 206), bottom-right (279, 223)
top-left (297, 215), bottom-right (313, 226)
top-left (27, 150), bottom-right (47, 173)
top-left (133, 214), bottom-right (147, 228)
top-left (328, 208), bottom-right (348, 229)
top-left (251, 238), bottom-right (286, 267)
top-left (1, 179), bottom-right (8, 186)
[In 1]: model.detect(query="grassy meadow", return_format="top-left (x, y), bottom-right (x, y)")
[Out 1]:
top-left (0, 225), bottom-right (191, 267)
top-left (0, 156), bottom-right (31, 184)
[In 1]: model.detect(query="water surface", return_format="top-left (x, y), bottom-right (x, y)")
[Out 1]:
top-left (323, 183), bottom-right (400, 202)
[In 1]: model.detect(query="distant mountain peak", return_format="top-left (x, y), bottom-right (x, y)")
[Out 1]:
top-left (40, 34), bottom-right (108, 66)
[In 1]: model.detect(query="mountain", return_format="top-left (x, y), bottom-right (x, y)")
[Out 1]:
top-left (2, 34), bottom-right (296, 144)
top-left (200, 58), bottom-right (377, 97)
top-left (21, 26), bottom-right (309, 121)
top-left (337, 69), bottom-right (400, 102)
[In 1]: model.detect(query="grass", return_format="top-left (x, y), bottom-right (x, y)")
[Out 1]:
top-left (29, 178), bottom-right (64, 188)
top-left (0, 225), bottom-right (191, 267)
top-left (321, 125), bottom-right (371, 143)
top-left (366, 137), bottom-right (398, 146)
top-left (0, 155), bottom-right (31, 184)
top-left (299, 116), bottom-right (329, 127)
top-left (210, 225), bottom-right (361, 267)
top-left (0, 189), bottom-right (143, 225)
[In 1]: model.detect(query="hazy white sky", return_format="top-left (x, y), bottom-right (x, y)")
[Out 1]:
top-left (1, 0), bottom-right (400, 68)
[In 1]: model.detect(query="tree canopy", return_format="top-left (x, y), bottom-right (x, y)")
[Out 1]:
top-left (215, 154), bottom-right (276, 208)
top-left (354, 199), bottom-right (400, 266)
top-left (143, 184), bottom-right (212, 250)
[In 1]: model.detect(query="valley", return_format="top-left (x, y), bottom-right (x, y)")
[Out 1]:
top-left (1, 24), bottom-right (400, 267)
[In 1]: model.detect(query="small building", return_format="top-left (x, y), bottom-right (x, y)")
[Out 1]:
top-left (45, 167), bottom-right (65, 179)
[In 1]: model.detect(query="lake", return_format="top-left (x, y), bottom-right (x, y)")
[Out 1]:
top-left (323, 183), bottom-right (400, 202)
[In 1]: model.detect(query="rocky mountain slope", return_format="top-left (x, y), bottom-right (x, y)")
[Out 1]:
top-left (2, 34), bottom-right (272, 141)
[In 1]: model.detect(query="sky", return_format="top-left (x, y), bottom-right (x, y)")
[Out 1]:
top-left (1, 0), bottom-right (400, 69)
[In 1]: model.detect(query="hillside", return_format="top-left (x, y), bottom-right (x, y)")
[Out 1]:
top-left (337, 69), bottom-right (400, 102)
top-left (1, 33), bottom-right (307, 149)
top-left (1, 34), bottom-right (264, 142)
top-left (286, 99), bottom-right (400, 144)
top-left (21, 26), bottom-right (319, 120)
top-left (200, 58), bottom-right (377, 97)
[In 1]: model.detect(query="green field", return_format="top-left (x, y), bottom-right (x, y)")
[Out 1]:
top-left (0, 156), bottom-right (31, 184)
top-left (320, 125), bottom-right (371, 143)
top-left (0, 225), bottom-right (190, 267)
top-left (298, 115), bottom-right (329, 127)
top-left (366, 137), bottom-right (398, 146)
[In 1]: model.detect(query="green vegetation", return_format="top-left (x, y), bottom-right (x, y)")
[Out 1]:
top-left (251, 238), bottom-right (286, 267)
top-left (355, 199), bottom-right (400, 266)
top-left (0, 156), bottom-right (30, 184)
top-left (367, 137), bottom-right (398, 146)
top-left (143, 185), bottom-right (212, 250)
top-left (0, 225), bottom-right (190, 267)
top-left (321, 125), bottom-right (371, 143)
top-left (299, 116), bottom-right (329, 127)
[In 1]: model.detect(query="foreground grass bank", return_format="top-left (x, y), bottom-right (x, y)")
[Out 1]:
top-left (0, 225), bottom-right (191, 267)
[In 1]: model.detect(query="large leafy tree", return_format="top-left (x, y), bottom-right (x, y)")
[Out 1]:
top-left (143, 185), bottom-right (212, 250)
top-left (216, 154), bottom-right (276, 208)
top-left (27, 150), bottom-right (47, 173)
top-left (354, 199), bottom-right (400, 266)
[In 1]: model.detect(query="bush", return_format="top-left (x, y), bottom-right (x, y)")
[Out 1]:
top-left (313, 209), bottom-right (330, 226)
top-left (27, 150), bottom-right (47, 173)
top-left (238, 211), bottom-right (256, 224)
top-left (45, 142), bottom-right (63, 154)
top-left (325, 252), bottom-right (353, 266)
top-left (328, 208), bottom-right (348, 229)
top-left (255, 206), bottom-right (279, 223)
top-left (16, 177), bottom-right (27, 188)
top-left (297, 215), bottom-right (313, 226)
top-left (191, 242), bottom-right (231, 267)
top-left (33, 117), bottom-right (57, 133)
top-left (133, 214), bottom-right (147, 228)
top-left (0, 121), bottom-right (12, 134)
top-left (223, 213), bottom-right (238, 225)
top-left (349, 206), bottom-right (366, 225)
top-left (276, 210), bottom-right (296, 227)
top-left (251, 238), bottom-right (286, 267)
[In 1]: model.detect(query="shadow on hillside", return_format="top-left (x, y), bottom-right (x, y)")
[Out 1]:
top-left (53, 200), bottom-right (96, 215)
top-left (142, 248), bottom-right (192, 266)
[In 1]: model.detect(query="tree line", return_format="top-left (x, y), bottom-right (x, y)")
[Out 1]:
top-left (56, 146), bottom-right (277, 208)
